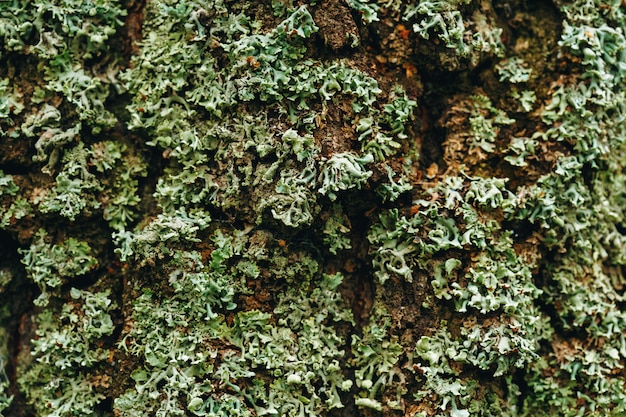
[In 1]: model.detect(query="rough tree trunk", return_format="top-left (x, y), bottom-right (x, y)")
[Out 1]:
top-left (1, 0), bottom-right (626, 416)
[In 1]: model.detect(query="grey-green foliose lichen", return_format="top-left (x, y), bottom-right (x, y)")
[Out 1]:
top-left (1, 0), bottom-right (626, 416)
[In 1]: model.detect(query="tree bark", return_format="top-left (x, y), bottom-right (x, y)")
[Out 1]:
top-left (1, 0), bottom-right (626, 416)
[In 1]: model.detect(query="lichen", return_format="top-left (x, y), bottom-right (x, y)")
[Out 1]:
top-left (1, 0), bottom-right (626, 416)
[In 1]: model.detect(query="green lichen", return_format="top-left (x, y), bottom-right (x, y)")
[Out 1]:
top-left (351, 310), bottom-right (404, 410)
top-left (2, 0), bottom-right (626, 416)
top-left (19, 230), bottom-right (98, 307)
top-left (116, 239), bottom-right (354, 416)
top-left (18, 289), bottom-right (115, 417)
top-left (322, 203), bottom-right (352, 255)
top-left (0, 309), bottom-right (12, 415)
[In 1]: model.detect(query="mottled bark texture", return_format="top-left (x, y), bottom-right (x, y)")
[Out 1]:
top-left (2, 0), bottom-right (626, 416)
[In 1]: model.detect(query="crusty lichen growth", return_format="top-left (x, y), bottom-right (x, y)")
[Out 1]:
top-left (1, 0), bottom-right (626, 416)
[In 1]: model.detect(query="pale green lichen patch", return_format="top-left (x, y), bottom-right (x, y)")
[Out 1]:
top-left (1, 0), bottom-right (626, 416)
top-left (115, 239), bottom-right (355, 416)
top-left (17, 289), bottom-right (116, 417)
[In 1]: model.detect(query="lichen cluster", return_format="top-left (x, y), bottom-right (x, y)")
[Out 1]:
top-left (1, 0), bottom-right (626, 416)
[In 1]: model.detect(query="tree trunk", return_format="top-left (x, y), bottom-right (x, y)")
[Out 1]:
top-left (1, 0), bottom-right (625, 416)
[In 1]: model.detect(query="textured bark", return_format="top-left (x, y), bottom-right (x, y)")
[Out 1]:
top-left (1, 1), bottom-right (626, 416)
